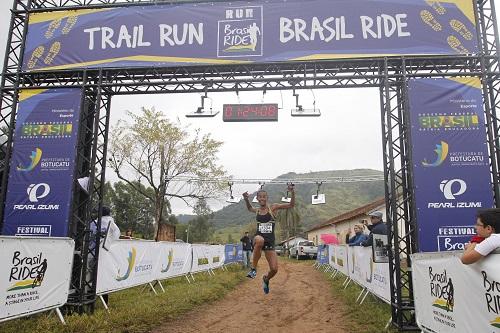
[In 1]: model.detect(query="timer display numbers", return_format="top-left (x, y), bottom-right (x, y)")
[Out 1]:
top-left (223, 104), bottom-right (278, 122)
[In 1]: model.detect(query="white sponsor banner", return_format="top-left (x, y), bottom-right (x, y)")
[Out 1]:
top-left (328, 245), bottom-right (336, 269)
top-left (348, 246), bottom-right (370, 285)
top-left (369, 260), bottom-right (391, 304)
top-left (191, 244), bottom-right (212, 273)
top-left (332, 245), bottom-right (349, 276)
top-left (0, 236), bottom-right (74, 322)
top-left (412, 252), bottom-right (500, 333)
top-left (96, 239), bottom-right (159, 294)
top-left (344, 246), bottom-right (391, 303)
top-left (210, 245), bottom-right (225, 270)
top-left (156, 242), bottom-right (192, 280)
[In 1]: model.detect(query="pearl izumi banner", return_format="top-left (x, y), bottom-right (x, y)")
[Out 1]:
top-left (408, 77), bottom-right (494, 252)
top-left (412, 251), bottom-right (500, 332)
top-left (23, 0), bottom-right (477, 71)
top-left (2, 88), bottom-right (83, 237)
top-left (0, 236), bottom-right (74, 322)
top-left (96, 240), bottom-right (159, 295)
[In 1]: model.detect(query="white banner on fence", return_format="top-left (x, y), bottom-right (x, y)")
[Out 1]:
top-left (342, 246), bottom-right (391, 303)
top-left (331, 245), bottom-right (349, 276)
top-left (191, 244), bottom-right (212, 273)
top-left (96, 240), bottom-right (159, 294)
top-left (0, 236), bottom-right (74, 322)
top-left (156, 242), bottom-right (192, 280)
top-left (209, 245), bottom-right (225, 270)
top-left (412, 252), bottom-right (500, 333)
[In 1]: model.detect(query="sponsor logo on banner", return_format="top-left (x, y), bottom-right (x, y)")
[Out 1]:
top-left (7, 251), bottom-right (48, 292)
top-left (16, 148), bottom-right (42, 172)
top-left (15, 225), bottom-right (52, 237)
top-left (427, 179), bottom-right (482, 209)
top-left (21, 122), bottom-right (73, 138)
top-left (437, 226), bottom-right (475, 251)
top-left (422, 142), bottom-right (486, 168)
top-left (480, 270), bottom-right (500, 328)
top-left (116, 248), bottom-right (137, 281)
top-left (13, 183), bottom-right (60, 211)
top-left (422, 141), bottom-right (448, 167)
top-left (212, 256), bottom-right (220, 263)
top-left (40, 157), bottom-right (71, 172)
top-left (161, 249), bottom-right (174, 273)
top-left (217, 6), bottom-right (263, 57)
top-left (198, 257), bottom-right (209, 265)
top-left (449, 150), bottom-right (486, 167)
top-left (418, 112), bottom-right (480, 131)
top-left (428, 266), bottom-right (456, 328)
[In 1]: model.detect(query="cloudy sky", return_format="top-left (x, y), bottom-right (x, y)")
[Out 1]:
top-left (1, 0), bottom-right (488, 214)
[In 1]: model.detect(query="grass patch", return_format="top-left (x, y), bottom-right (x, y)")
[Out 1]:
top-left (314, 264), bottom-right (398, 333)
top-left (0, 265), bottom-right (246, 333)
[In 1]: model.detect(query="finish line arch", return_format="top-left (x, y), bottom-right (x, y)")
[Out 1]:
top-left (1, 0), bottom-right (500, 330)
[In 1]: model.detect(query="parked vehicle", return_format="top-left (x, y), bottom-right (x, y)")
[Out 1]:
top-left (289, 241), bottom-right (317, 259)
top-left (275, 245), bottom-right (285, 256)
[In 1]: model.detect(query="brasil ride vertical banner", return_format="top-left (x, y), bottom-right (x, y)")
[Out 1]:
top-left (2, 88), bottom-right (82, 237)
top-left (409, 77), bottom-right (494, 252)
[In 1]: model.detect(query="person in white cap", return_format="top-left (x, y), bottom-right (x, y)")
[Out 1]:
top-left (361, 211), bottom-right (387, 247)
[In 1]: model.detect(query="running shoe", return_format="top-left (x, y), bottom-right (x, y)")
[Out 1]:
top-left (262, 275), bottom-right (270, 294)
top-left (246, 268), bottom-right (257, 279)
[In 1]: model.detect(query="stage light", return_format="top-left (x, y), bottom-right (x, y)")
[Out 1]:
top-left (311, 181), bottom-right (326, 205)
top-left (312, 193), bottom-right (326, 205)
top-left (291, 89), bottom-right (321, 117)
top-left (186, 90), bottom-right (219, 118)
top-left (226, 182), bottom-right (240, 203)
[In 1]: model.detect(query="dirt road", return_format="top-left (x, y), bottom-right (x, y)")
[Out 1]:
top-left (151, 258), bottom-right (349, 333)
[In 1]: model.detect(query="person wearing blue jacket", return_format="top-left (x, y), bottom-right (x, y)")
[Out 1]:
top-left (361, 211), bottom-right (387, 247)
top-left (348, 225), bottom-right (368, 246)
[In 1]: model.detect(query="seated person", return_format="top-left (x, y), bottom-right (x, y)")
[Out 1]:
top-left (461, 208), bottom-right (500, 265)
top-left (348, 225), bottom-right (368, 246)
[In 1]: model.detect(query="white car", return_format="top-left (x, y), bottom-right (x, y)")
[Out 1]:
top-left (289, 241), bottom-right (317, 260)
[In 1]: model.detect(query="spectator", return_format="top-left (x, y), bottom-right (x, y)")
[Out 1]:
top-left (120, 228), bottom-right (134, 239)
top-left (89, 205), bottom-right (119, 306)
top-left (90, 205), bottom-right (121, 249)
top-left (360, 211), bottom-right (387, 247)
top-left (240, 231), bottom-right (253, 268)
top-left (348, 225), bottom-right (368, 246)
top-left (461, 208), bottom-right (500, 265)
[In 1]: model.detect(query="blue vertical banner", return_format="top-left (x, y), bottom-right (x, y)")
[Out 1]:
top-left (317, 244), bottom-right (329, 264)
top-left (2, 88), bottom-right (82, 237)
top-left (408, 77), bottom-right (494, 252)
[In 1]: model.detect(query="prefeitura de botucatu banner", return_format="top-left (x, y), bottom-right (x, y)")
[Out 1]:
top-left (408, 77), bottom-right (494, 252)
top-left (1, 88), bottom-right (82, 238)
top-left (23, 0), bottom-right (478, 71)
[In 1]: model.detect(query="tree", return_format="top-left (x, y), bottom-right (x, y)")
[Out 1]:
top-left (108, 107), bottom-right (227, 238)
top-left (275, 194), bottom-right (303, 242)
top-left (105, 181), bottom-right (156, 238)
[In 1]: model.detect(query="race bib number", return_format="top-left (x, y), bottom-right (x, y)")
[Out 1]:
top-left (258, 223), bottom-right (273, 234)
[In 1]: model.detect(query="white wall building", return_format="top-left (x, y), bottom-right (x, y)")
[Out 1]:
top-left (306, 197), bottom-right (386, 245)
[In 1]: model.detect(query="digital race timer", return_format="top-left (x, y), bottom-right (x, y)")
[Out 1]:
top-left (223, 104), bottom-right (278, 122)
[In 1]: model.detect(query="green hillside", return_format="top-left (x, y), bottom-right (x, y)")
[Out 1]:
top-left (210, 169), bottom-right (385, 236)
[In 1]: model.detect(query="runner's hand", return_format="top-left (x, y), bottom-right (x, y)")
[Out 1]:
top-left (243, 191), bottom-right (249, 199)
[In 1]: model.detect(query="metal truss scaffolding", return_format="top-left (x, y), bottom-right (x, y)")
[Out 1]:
top-left (1, 0), bottom-right (500, 330)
